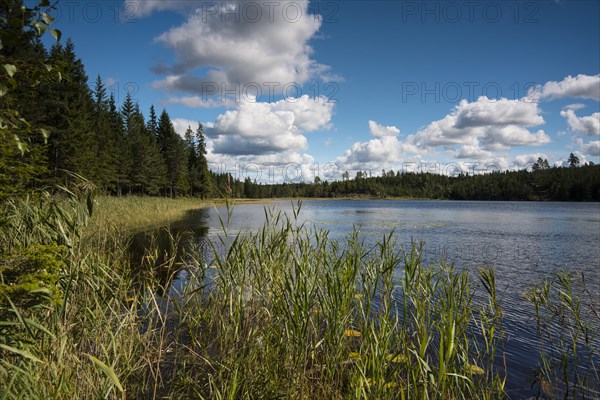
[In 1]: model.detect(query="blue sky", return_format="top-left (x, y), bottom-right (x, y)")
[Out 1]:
top-left (47, 0), bottom-right (600, 182)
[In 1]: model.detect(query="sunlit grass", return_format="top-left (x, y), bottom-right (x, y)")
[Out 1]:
top-left (90, 195), bottom-right (209, 233)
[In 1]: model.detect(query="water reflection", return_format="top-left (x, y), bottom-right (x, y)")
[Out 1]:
top-left (128, 207), bottom-right (211, 295)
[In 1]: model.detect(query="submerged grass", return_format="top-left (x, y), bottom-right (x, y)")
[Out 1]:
top-left (0, 188), bottom-right (598, 399)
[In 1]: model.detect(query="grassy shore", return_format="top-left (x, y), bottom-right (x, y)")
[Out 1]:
top-left (91, 195), bottom-right (211, 232)
top-left (1, 187), bottom-right (598, 399)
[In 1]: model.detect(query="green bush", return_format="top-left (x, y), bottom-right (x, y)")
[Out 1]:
top-left (0, 243), bottom-right (67, 309)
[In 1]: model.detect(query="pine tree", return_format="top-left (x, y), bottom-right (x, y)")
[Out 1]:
top-left (44, 40), bottom-right (96, 184)
top-left (107, 93), bottom-right (129, 195)
top-left (157, 109), bottom-right (188, 197)
top-left (195, 123), bottom-right (212, 198)
top-left (92, 75), bottom-right (117, 191)
top-left (184, 126), bottom-right (201, 196)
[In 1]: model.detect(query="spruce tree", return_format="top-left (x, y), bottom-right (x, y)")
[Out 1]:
top-left (157, 109), bottom-right (188, 197)
top-left (195, 123), bottom-right (212, 198)
top-left (92, 75), bottom-right (117, 191)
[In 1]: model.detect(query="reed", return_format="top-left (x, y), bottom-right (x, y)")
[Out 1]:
top-left (1, 187), bottom-right (598, 399)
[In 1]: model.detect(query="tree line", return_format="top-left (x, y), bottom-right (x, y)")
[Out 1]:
top-left (226, 160), bottom-right (600, 201)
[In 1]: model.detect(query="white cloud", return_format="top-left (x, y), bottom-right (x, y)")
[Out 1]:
top-left (148, 0), bottom-right (334, 107)
top-left (453, 144), bottom-right (494, 160)
top-left (479, 126), bottom-right (551, 150)
top-left (205, 95), bottom-right (333, 156)
top-left (368, 120), bottom-right (400, 137)
top-left (514, 153), bottom-right (549, 168)
top-left (453, 97), bottom-right (544, 128)
top-left (534, 74), bottom-right (600, 101)
top-left (172, 118), bottom-right (202, 137)
top-left (335, 121), bottom-right (422, 171)
top-left (411, 97), bottom-right (548, 150)
top-left (335, 135), bottom-right (422, 171)
top-left (104, 77), bottom-right (117, 88)
top-left (166, 96), bottom-right (235, 109)
top-left (564, 103), bottom-right (586, 111)
top-left (128, 0), bottom-right (194, 16)
top-left (582, 141), bottom-right (600, 157)
top-left (575, 138), bottom-right (600, 157)
top-left (560, 109), bottom-right (600, 136)
top-left (207, 152), bottom-right (318, 183)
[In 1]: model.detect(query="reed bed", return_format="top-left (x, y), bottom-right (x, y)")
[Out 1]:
top-left (0, 186), bottom-right (598, 399)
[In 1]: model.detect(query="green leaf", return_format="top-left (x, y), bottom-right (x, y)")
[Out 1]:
top-left (86, 354), bottom-right (124, 392)
top-left (3, 64), bottom-right (16, 78)
top-left (87, 192), bottom-right (94, 217)
top-left (40, 128), bottom-right (50, 142)
top-left (0, 344), bottom-right (43, 363)
top-left (16, 140), bottom-right (28, 155)
top-left (41, 12), bottom-right (54, 24)
top-left (50, 29), bottom-right (61, 42)
top-left (34, 22), bottom-right (47, 36)
top-left (0, 83), bottom-right (7, 97)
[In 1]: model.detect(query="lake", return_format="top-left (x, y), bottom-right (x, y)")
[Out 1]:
top-left (134, 199), bottom-right (600, 397)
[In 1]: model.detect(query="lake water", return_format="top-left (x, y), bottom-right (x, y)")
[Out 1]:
top-left (135, 200), bottom-right (600, 397)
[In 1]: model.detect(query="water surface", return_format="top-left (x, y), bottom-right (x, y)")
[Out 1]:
top-left (137, 200), bottom-right (600, 397)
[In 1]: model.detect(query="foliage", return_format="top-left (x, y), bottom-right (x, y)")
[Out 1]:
top-left (226, 164), bottom-right (600, 202)
top-left (0, 0), bottom-right (61, 200)
top-left (0, 243), bottom-right (66, 308)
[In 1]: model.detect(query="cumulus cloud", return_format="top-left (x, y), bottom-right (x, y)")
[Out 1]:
top-left (335, 121), bottom-right (422, 171)
top-left (575, 138), bottom-right (600, 157)
top-left (207, 151), bottom-right (319, 183)
top-left (453, 144), bottom-right (494, 160)
top-left (146, 0), bottom-right (334, 107)
top-left (564, 103), bottom-right (586, 111)
top-left (411, 97), bottom-right (548, 150)
top-left (534, 74), bottom-right (600, 101)
top-left (172, 118), bottom-right (202, 137)
top-left (336, 96), bottom-right (553, 173)
top-left (128, 0), bottom-right (195, 16)
top-left (479, 126), bottom-right (551, 150)
top-left (560, 109), bottom-right (600, 136)
top-left (368, 120), bottom-right (400, 137)
top-left (582, 141), bottom-right (600, 157)
top-left (336, 136), bottom-right (422, 171)
top-left (167, 96), bottom-right (236, 109)
top-left (206, 95), bottom-right (333, 156)
top-left (514, 153), bottom-right (550, 168)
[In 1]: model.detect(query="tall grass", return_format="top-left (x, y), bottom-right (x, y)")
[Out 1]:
top-left (155, 202), bottom-right (508, 399)
top-left (1, 188), bottom-right (598, 399)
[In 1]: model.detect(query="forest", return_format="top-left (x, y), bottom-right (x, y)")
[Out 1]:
top-left (225, 161), bottom-right (600, 201)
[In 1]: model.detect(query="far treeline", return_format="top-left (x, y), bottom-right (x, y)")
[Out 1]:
top-left (1, 0), bottom-right (598, 202)
top-left (231, 160), bottom-right (600, 201)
